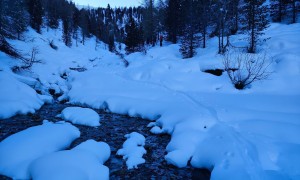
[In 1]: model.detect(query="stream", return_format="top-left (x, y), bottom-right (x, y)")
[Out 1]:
top-left (0, 102), bottom-right (211, 179)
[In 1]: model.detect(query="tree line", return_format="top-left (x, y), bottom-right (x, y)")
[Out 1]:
top-left (0, 0), bottom-right (299, 58)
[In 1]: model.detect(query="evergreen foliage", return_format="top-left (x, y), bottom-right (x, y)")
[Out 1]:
top-left (125, 16), bottom-right (144, 54)
top-left (0, 0), bottom-right (299, 57)
top-left (27, 0), bottom-right (43, 33)
top-left (179, 0), bottom-right (200, 58)
top-left (241, 0), bottom-right (269, 53)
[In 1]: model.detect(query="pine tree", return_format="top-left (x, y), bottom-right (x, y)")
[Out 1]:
top-left (27, 0), bottom-right (43, 33)
top-left (157, 0), bottom-right (166, 35)
top-left (290, 0), bottom-right (299, 23)
top-left (242, 0), bottom-right (269, 53)
top-left (143, 0), bottom-right (157, 46)
top-left (62, 19), bottom-right (72, 47)
top-left (45, 0), bottom-right (59, 29)
top-left (213, 0), bottom-right (236, 54)
top-left (125, 16), bottom-right (143, 54)
top-left (79, 9), bottom-right (89, 45)
top-left (165, 0), bottom-right (183, 43)
top-left (72, 6), bottom-right (80, 46)
top-left (11, 0), bottom-right (28, 40)
top-left (108, 31), bottom-right (115, 52)
top-left (179, 0), bottom-right (200, 59)
top-left (1, 0), bottom-right (28, 39)
top-left (196, 0), bottom-right (212, 49)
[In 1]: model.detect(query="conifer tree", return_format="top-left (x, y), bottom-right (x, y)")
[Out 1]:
top-left (165, 0), bottom-right (183, 43)
top-left (179, 0), bottom-right (200, 59)
top-left (157, 0), bottom-right (167, 35)
top-left (241, 0), bottom-right (269, 53)
top-left (79, 9), bottom-right (89, 45)
top-left (45, 0), bottom-right (59, 29)
top-left (196, 0), bottom-right (212, 49)
top-left (72, 7), bottom-right (80, 46)
top-left (62, 19), bottom-right (72, 47)
top-left (125, 16), bottom-right (143, 54)
top-left (12, 0), bottom-right (28, 39)
top-left (27, 0), bottom-right (43, 33)
top-left (143, 0), bottom-right (157, 46)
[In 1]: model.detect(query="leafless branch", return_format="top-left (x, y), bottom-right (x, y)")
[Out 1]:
top-left (223, 49), bottom-right (273, 89)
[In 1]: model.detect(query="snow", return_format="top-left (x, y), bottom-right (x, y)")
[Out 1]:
top-left (0, 71), bottom-right (45, 119)
top-left (29, 140), bottom-right (110, 180)
top-left (0, 121), bottom-right (80, 179)
top-left (59, 107), bottom-right (100, 127)
top-left (0, 22), bottom-right (299, 179)
top-left (117, 132), bottom-right (146, 169)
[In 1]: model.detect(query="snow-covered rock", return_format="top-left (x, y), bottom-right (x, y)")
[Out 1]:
top-left (0, 121), bottom-right (80, 179)
top-left (59, 107), bottom-right (100, 127)
top-left (29, 140), bottom-right (110, 180)
top-left (117, 132), bottom-right (146, 169)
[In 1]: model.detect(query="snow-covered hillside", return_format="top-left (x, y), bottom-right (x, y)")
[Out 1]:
top-left (0, 23), bottom-right (300, 179)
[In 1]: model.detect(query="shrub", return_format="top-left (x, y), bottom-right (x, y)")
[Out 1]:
top-left (223, 50), bottom-right (272, 90)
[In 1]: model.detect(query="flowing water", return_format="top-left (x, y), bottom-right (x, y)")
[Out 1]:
top-left (0, 102), bottom-right (210, 179)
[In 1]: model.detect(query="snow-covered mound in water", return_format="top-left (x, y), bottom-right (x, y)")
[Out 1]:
top-left (117, 132), bottom-right (146, 169)
top-left (0, 121), bottom-right (80, 179)
top-left (29, 140), bottom-right (110, 180)
top-left (59, 107), bottom-right (100, 127)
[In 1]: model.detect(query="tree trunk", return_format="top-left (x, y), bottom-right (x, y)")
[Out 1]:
top-left (202, 26), bottom-right (206, 48)
top-left (292, 0), bottom-right (296, 23)
top-left (249, 2), bottom-right (256, 53)
top-left (279, 0), bottom-right (282, 22)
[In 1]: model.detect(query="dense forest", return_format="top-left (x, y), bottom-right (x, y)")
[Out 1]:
top-left (0, 0), bottom-right (299, 58)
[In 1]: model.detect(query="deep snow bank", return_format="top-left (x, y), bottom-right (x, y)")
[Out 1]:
top-left (0, 71), bottom-right (45, 119)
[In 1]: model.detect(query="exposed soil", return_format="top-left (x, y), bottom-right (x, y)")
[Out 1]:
top-left (203, 69), bottom-right (224, 76)
top-left (0, 102), bottom-right (211, 180)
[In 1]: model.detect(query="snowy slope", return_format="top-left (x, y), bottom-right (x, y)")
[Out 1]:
top-left (0, 22), bottom-right (299, 179)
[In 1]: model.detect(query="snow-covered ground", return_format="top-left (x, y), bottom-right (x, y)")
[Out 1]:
top-left (0, 23), bottom-right (299, 179)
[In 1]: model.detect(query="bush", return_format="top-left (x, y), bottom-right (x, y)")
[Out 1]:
top-left (223, 50), bottom-right (272, 90)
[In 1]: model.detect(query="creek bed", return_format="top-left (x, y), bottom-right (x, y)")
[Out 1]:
top-left (0, 103), bottom-right (210, 180)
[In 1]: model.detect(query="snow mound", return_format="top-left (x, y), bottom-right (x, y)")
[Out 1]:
top-left (0, 71), bottom-right (44, 119)
top-left (117, 132), bottom-right (146, 169)
top-left (73, 139), bottom-right (111, 164)
top-left (0, 121), bottom-right (80, 179)
top-left (29, 140), bottom-right (110, 180)
top-left (60, 107), bottom-right (100, 127)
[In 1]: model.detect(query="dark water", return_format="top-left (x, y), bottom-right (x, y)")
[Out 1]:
top-left (0, 103), bottom-right (210, 180)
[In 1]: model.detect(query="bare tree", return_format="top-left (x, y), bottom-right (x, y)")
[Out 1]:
top-left (21, 47), bottom-right (41, 69)
top-left (223, 49), bottom-right (272, 89)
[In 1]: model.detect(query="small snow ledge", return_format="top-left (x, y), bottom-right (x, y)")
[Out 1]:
top-left (29, 140), bottom-right (110, 180)
top-left (60, 107), bottom-right (100, 127)
top-left (117, 132), bottom-right (146, 169)
top-left (0, 121), bottom-right (80, 179)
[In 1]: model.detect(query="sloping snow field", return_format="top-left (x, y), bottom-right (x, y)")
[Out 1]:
top-left (0, 23), bottom-right (299, 179)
